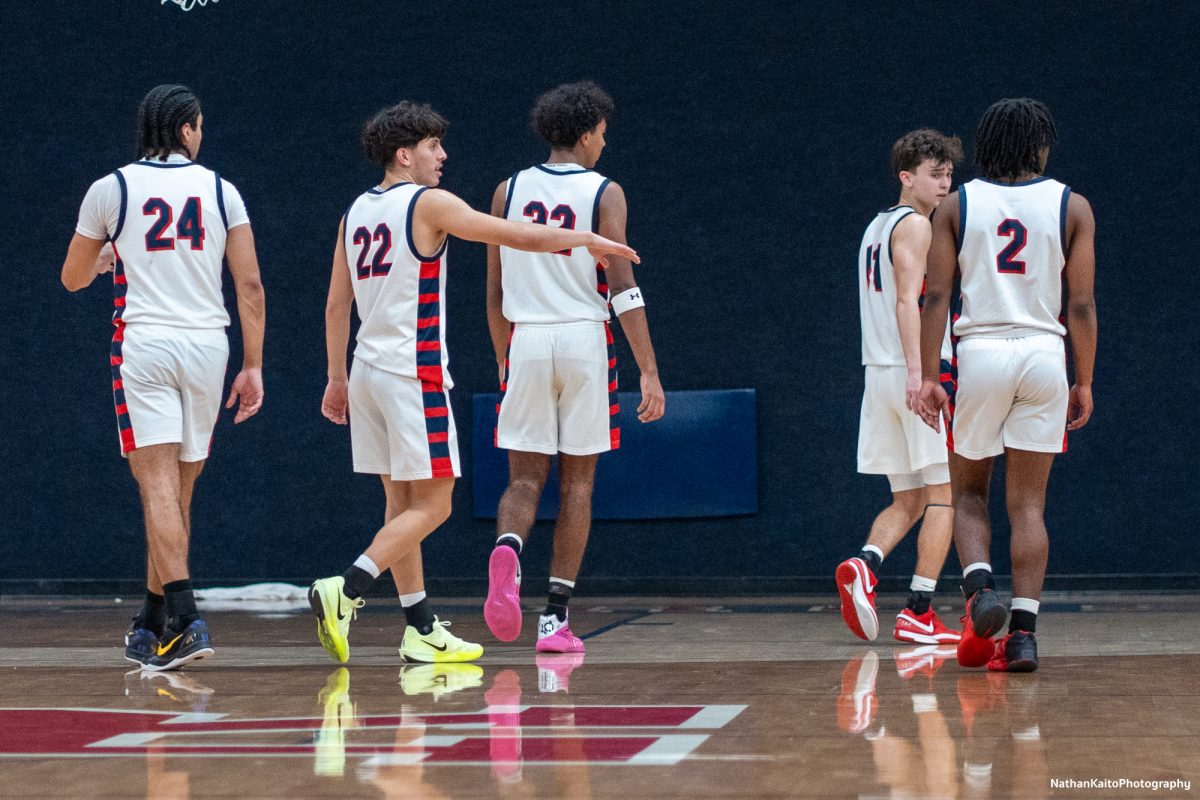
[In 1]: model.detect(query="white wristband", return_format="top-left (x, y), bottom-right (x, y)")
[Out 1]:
top-left (610, 287), bottom-right (645, 316)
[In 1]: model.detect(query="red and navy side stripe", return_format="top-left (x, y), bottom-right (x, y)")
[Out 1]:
top-left (420, 381), bottom-right (455, 479)
top-left (605, 322), bottom-right (619, 450)
top-left (110, 243), bottom-right (136, 454)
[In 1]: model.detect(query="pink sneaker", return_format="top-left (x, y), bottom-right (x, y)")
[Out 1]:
top-left (535, 614), bottom-right (584, 653)
top-left (484, 547), bottom-right (522, 642)
top-left (536, 651), bottom-right (586, 693)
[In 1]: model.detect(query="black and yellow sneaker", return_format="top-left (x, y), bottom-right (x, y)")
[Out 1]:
top-left (124, 620), bottom-right (158, 666)
top-left (143, 619), bottom-right (214, 672)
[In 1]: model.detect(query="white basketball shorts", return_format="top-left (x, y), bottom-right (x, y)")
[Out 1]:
top-left (348, 359), bottom-right (460, 480)
top-left (112, 323), bottom-right (228, 462)
top-left (496, 321), bottom-right (618, 456)
top-left (858, 364), bottom-right (950, 476)
top-left (952, 333), bottom-right (1068, 459)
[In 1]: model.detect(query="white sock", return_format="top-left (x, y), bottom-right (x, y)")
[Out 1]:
top-left (1010, 597), bottom-right (1040, 615)
top-left (862, 544), bottom-right (884, 561)
top-left (549, 576), bottom-right (575, 590)
top-left (962, 562), bottom-right (991, 577)
top-left (910, 575), bottom-right (937, 593)
top-left (354, 554), bottom-right (381, 579)
top-left (398, 590), bottom-right (426, 607)
top-left (496, 533), bottom-right (523, 553)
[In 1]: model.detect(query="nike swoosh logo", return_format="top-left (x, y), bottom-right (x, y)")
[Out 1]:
top-left (422, 640), bottom-right (448, 651)
top-left (900, 615), bottom-right (935, 633)
top-left (157, 632), bottom-right (184, 656)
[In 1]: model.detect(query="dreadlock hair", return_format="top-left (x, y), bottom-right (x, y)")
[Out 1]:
top-left (361, 102), bottom-right (449, 168)
top-left (890, 129), bottom-right (964, 176)
top-left (974, 98), bottom-right (1058, 180)
top-left (531, 81), bottom-right (613, 149)
top-left (136, 84), bottom-right (201, 161)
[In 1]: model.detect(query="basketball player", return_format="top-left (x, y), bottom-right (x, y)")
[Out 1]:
top-left (483, 81), bottom-right (665, 654)
top-left (309, 101), bottom-right (639, 664)
top-left (61, 84), bottom-right (266, 671)
top-left (916, 98), bottom-right (1097, 672)
top-left (837, 130), bottom-right (963, 646)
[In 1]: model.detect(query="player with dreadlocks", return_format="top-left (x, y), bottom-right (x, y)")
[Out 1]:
top-left (61, 84), bottom-right (266, 671)
top-left (915, 98), bottom-right (1097, 672)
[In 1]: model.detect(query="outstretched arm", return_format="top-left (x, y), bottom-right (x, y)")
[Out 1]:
top-left (915, 193), bottom-right (958, 431)
top-left (416, 189), bottom-right (639, 266)
top-left (322, 218), bottom-right (354, 425)
top-left (485, 182), bottom-right (511, 386)
top-left (599, 183), bottom-right (664, 423)
top-left (1063, 192), bottom-right (1097, 431)
top-left (891, 213), bottom-right (933, 411)
top-left (224, 224), bottom-right (266, 423)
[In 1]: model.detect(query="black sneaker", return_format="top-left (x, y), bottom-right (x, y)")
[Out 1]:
top-left (124, 620), bottom-right (158, 666)
top-left (143, 619), bottom-right (214, 672)
top-left (967, 588), bottom-right (1008, 639)
top-left (988, 630), bottom-right (1038, 673)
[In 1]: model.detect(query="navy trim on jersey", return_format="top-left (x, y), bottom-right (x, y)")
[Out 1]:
top-left (535, 164), bottom-right (592, 176)
top-left (592, 178), bottom-right (612, 234)
top-left (1059, 186), bottom-right (1072, 258)
top-left (886, 209), bottom-right (918, 265)
top-left (214, 173), bottom-right (229, 230)
top-left (977, 176), bottom-right (1051, 187)
top-left (112, 170), bottom-right (128, 241)
top-left (132, 159), bottom-right (194, 169)
top-left (406, 186), bottom-right (448, 262)
top-left (367, 181), bottom-right (411, 196)
top-left (501, 171), bottom-right (520, 218)
top-left (956, 188), bottom-right (967, 254)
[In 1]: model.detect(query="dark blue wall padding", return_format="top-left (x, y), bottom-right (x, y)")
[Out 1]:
top-left (472, 390), bottom-right (758, 520)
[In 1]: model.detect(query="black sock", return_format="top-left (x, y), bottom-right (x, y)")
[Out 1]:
top-left (1010, 610), bottom-right (1037, 634)
top-left (906, 591), bottom-right (932, 615)
top-left (546, 580), bottom-right (573, 623)
top-left (496, 533), bottom-right (523, 555)
top-left (960, 568), bottom-right (995, 600)
top-left (163, 580), bottom-right (199, 631)
top-left (341, 565), bottom-right (374, 599)
top-left (404, 598), bottom-right (436, 635)
top-left (858, 549), bottom-right (882, 574)
top-left (138, 591), bottom-right (167, 636)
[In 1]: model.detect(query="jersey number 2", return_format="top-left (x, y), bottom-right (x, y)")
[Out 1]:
top-left (996, 219), bottom-right (1027, 274)
top-left (523, 201), bottom-right (576, 256)
top-left (352, 224), bottom-right (394, 279)
top-left (144, 197), bottom-right (205, 252)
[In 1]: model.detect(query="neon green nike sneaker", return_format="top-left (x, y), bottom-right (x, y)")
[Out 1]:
top-left (308, 576), bottom-right (364, 663)
top-left (398, 617), bottom-right (483, 663)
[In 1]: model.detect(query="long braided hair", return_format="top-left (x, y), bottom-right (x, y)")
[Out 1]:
top-left (135, 85), bottom-right (201, 161)
top-left (974, 98), bottom-right (1058, 180)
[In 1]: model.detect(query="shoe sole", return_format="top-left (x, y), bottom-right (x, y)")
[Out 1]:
top-left (535, 637), bottom-right (585, 654)
top-left (399, 648), bottom-right (484, 664)
top-left (894, 628), bottom-right (962, 645)
top-left (836, 560), bottom-right (878, 641)
top-left (484, 548), bottom-right (522, 642)
top-left (308, 584), bottom-right (349, 663)
top-left (970, 591), bottom-right (1008, 639)
top-left (141, 646), bottom-right (215, 672)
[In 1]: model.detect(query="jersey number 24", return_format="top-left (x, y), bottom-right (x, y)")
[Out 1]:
top-left (144, 197), bottom-right (205, 252)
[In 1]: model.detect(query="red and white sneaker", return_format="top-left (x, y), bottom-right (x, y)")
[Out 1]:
top-left (957, 589), bottom-right (1008, 668)
top-left (894, 608), bottom-right (962, 645)
top-left (836, 557), bottom-right (879, 640)
top-left (836, 651), bottom-right (879, 734)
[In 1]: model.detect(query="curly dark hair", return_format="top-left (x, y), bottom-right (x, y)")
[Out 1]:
top-left (136, 84), bottom-right (201, 161)
top-left (530, 81), bottom-right (613, 149)
top-left (974, 98), bottom-right (1058, 180)
top-left (890, 129), bottom-right (964, 175)
top-left (361, 102), bottom-right (449, 167)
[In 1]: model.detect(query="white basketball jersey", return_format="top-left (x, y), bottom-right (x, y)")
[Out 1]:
top-left (859, 206), bottom-right (952, 366)
top-left (499, 164), bottom-right (612, 323)
top-left (955, 177), bottom-right (1070, 339)
top-left (345, 182), bottom-right (452, 388)
top-left (105, 158), bottom-right (236, 329)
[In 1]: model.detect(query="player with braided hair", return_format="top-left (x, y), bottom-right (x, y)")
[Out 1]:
top-left (915, 98), bottom-right (1097, 672)
top-left (61, 84), bottom-right (266, 671)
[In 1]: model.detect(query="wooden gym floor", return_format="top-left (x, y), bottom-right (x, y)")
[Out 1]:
top-left (1, 593), bottom-right (1198, 799)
